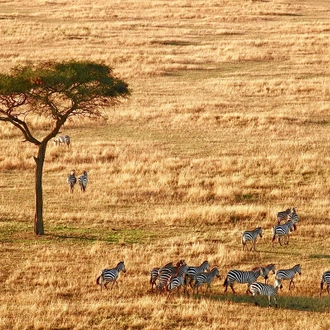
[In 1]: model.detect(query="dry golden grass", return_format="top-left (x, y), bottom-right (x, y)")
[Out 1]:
top-left (1, 0), bottom-right (330, 329)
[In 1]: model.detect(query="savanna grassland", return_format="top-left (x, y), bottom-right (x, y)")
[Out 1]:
top-left (1, 0), bottom-right (330, 329)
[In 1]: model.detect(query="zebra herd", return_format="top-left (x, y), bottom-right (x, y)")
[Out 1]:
top-left (96, 259), bottom-right (330, 307)
top-left (241, 207), bottom-right (299, 251)
top-left (95, 207), bottom-right (328, 307)
top-left (96, 260), bottom-right (330, 307)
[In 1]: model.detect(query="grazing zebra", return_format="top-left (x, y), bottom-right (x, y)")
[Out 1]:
top-left (54, 135), bottom-right (70, 147)
top-left (193, 267), bottom-right (221, 294)
top-left (78, 171), bottom-right (88, 192)
top-left (288, 208), bottom-right (299, 230)
top-left (157, 260), bottom-right (186, 292)
top-left (224, 268), bottom-right (264, 294)
top-left (96, 261), bottom-right (126, 291)
top-left (272, 220), bottom-right (294, 246)
top-left (277, 208), bottom-right (291, 224)
top-left (252, 264), bottom-right (276, 284)
top-left (248, 279), bottom-right (283, 307)
top-left (242, 227), bottom-right (262, 251)
top-left (275, 264), bottom-right (301, 290)
top-left (185, 260), bottom-right (210, 289)
top-left (166, 264), bottom-right (189, 300)
top-left (320, 271), bottom-right (330, 296)
top-left (67, 169), bottom-right (77, 193)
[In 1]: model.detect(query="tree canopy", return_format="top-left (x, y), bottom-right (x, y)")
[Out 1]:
top-left (0, 60), bottom-right (130, 235)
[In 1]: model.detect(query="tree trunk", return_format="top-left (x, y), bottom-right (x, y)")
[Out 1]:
top-left (34, 143), bottom-right (47, 235)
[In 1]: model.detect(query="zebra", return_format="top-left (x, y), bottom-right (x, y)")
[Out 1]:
top-left (78, 170), bottom-right (88, 192)
top-left (193, 267), bottom-right (221, 294)
top-left (54, 135), bottom-right (70, 147)
top-left (252, 264), bottom-right (276, 284)
top-left (320, 271), bottom-right (330, 296)
top-left (272, 220), bottom-right (294, 246)
top-left (276, 208), bottom-right (291, 224)
top-left (275, 264), bottom-right (301, 290)
top-left (166, 264), bottom-right (189, 300)
top-left (96, 261), bottom-right (126, 291)
top-left (184, 260), bottom-right (210, 289)
top-left (288, 208), bottom-right (299, 230)
top-left (150, 267), bottom-right (160, 291)
top-left (157, 260), bottom-right (186, 292)
top-left (224, 268), bottom-right (264, 294)
top-left (67, 169), bottom-right (77, 193)
top-left (242, 227), bottom-right (262, 251)
top-left (248, 279), bottom-right (283, 307)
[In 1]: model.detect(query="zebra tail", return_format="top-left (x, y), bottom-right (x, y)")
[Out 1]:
top-left (223, 276), bottom-right (228, 287)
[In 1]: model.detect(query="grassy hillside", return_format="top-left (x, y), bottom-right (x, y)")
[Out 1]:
top-left (1, 0), bottom-right (330, 329)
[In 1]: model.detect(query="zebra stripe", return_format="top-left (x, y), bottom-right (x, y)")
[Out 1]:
top-left (150, 267), bottom-right (160, 291)
top-left (157, 260), bottom-right (186, 292)
top-left (272, 220), bottom-right (294, 246)
top-left (166, 264), bottom-right (189, 299)
top-left (242, 227), bottom-right (262, 251)
top-left (275, 264), bottom-right (301, 290)
top-left (67, 169), bottom-right (77, 193)
top-left (96, 261), bottom-right (126, 291)
top-left (248, 279), bottom-right (282, 307)
top-left (54, 135), bottom-right (70, 147)
top-left (252, 264), bottom-right (276, 284)
top-left (224, 268), bottom-right (264, 294)
top-left (193, 267), bottom-right (220, 294)
top-left (78, 171), bottom-right (88, 192)
top-left (320, 271), bottom-right (330, 296)
top-left (185, 260), bottom-right (210, 289)
top-left (288, 208), bottom-right (299, 230)
top-left (277, 208), bottom-right (291, 224)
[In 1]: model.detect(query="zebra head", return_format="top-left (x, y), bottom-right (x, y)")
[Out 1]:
top-left (213, 267), bottom-right (221, 278)
top-left (295, 264), bottom-right (302, 275)
top-left (117, 261), bottom-right (126, 273)
top-left (257, 227), bottom-right (263, 238)
top-left (201, 260), bottom-right (211, 272)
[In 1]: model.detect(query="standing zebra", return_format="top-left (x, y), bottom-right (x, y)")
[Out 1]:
top-left (252, 264), bottom-right (276, 284)
top-left (193, 267), bottom-right (221, 294)
top-left (185, 260), bottom-right (210, 289)
top-left (248, 279), bottom-right (283, 307)
top-left (320, 271), bottom-right (330, 296)
top-left (78, 171), bottom-right (88, 192)
top-left (54, 135), bottom-right (70, 147)
top-left (275, 264), bottom-right (301, 290)
top-left (288, 208), bottom-right (299, 230)
top-left (224, 268), bottom-right (264, 294)
top-left (67, 169), bottom-right (77, 193)
top-left (157, 260), bottom-right (186, 292)
top-left (272, 220), bottom-right (294, 246)
top-left (242, 227), bottom-right (262, 251)
top-left (166, 264), bottom-right (189, 300)
top-left (277, 208), bottom-right (291, 224)
top-left (96, 261), bottom-right (126, 291)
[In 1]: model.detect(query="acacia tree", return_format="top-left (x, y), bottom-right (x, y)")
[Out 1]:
top-left (0, 61), bottom-right (130, 235)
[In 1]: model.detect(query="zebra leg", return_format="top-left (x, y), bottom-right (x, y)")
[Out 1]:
top-left (327, 284), bottom-right (330, 295)
top-left (230, 284), bottom-right (236, 294)
top-left (273, 296), bottom-right (278, 308)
